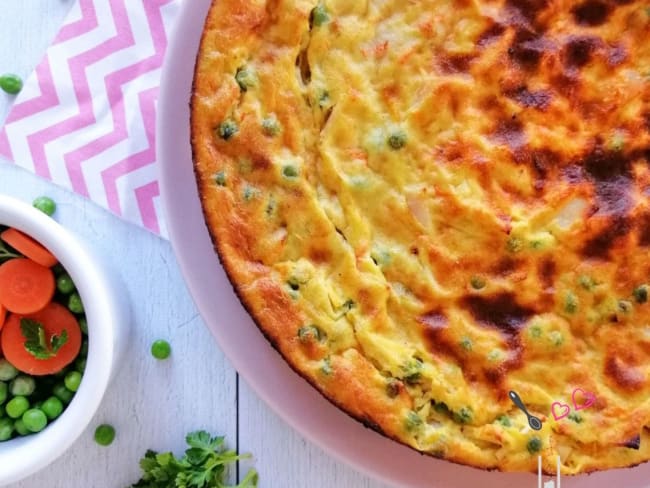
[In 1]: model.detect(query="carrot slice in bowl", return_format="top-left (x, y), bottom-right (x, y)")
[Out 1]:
top-left (0, 304), bottom-right (6, 332)
top-left (0, 302), bottom-right (82, 375)
top-left (0, 228), bottom-right (58, 268)
top-left (0, 258), bottom-right (55, 314)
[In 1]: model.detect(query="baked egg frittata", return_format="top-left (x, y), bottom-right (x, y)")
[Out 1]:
top-left (191, 0), bottom-right (650, 474)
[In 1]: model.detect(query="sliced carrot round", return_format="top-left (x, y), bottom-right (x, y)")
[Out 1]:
top-left (0, 258), bottom-right (55, 314)
top-left (0, 228), bottom-right (58, 268)
top-left (0, 302), bottom-right (82, 375)
top-left (0, 304), bottom-right (6, 332)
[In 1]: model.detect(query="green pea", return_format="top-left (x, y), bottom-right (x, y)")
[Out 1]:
top-left (235, 66), bottom-right (257, 92)
top-left (386, 378), bottom-right (401, 398)
top-left (64, 371), bottom-right (82, 392)
top-left (217, 119), bottom-right (238, 140)
top-left (470, 276), bottom-right (486, 290)
top-left (433, 402), bottom-right (449, 414)
top-left (56, 273), bottom-right (75, 294)
top-left (634, 285), bottom-right (648, 304)
top-left (506, 236), bottom-right (523, 253)
top-left (31, 196), bottom-right (57, 216)
top-left (311, 3), bottom-right (330, 27)
top-left (78, 316), bottom-right (88, 335)
top-left (0, 382), bottom-right (6, 405)
top-left (214, 170), bottom-right (227, 187)
top-left (564, 292), bottom-right (578, 314)
top-left (527, 436), bottom-right (542, 454)
top-left (618, 300), bottom-right (633, 314)
top-left (453, 406), bottom-right (473, 424)
top-left (14, 418), bottom-right (29, 436)
top-left (80, 338), bottom-right (89, 357)
top-left (22, 409), bottom-right (47, 433)
top-left (53, 383), bottom-right (74, 404)
top-left (402, 358), bottom-right (423, 385)
top-left (6, 396), bottom-right (29, 419)
top-left (0, 73), bottom-right (23, 95)
top-left (568, 412), bottom-right (582, 424)
top-left (150, 340), bottom-right (171, 360)
top-left (497, 415), bottom-right (511, 427)
top-left (282, 165), bottom-right (299, 179)
top-left (94, 424), bottom-right (116, 446)
top-left (41, 396), bottom-right (64, 420)
top-left (261, 116), bottom-right (281, 136)
top-left (75, 357), bottom-right (87, 373)
top-left (387, 130), bottom-right (407, 150)
top-left (405, 411), bottom-right (422, 431)
top-left (0, 417), bottom-right (13, 441)
top-left (297, 325), bottom-right (325, 343)
top-left (10, 375), bottom-right (36, 396)
top-left (68, 292), bottom-right (84, 314)
top-left (578, 275), bottom-right (595, 291)
top-left (0, 359), bottom-right (18, 381)
top-left (320, 357), bottom-right (332, 375)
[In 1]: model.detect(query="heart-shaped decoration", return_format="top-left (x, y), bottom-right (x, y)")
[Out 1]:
top-left (551, 401), bottom-right (570, 421)
top-left (572, 387), bottom-right (596, 411)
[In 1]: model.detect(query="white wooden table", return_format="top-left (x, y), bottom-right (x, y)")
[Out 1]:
top-left (0, 3), bottom-right (390, 487)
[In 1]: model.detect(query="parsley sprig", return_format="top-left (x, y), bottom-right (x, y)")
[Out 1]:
top-left (0, 238), bottom-right (20, 263)
top-left (20, 318), bottom-right (68, 359)
top-left (130, 431), bottom-right (258, 488)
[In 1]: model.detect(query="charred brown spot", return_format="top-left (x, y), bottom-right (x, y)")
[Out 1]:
top-left (492, 257), bottom-right (519, 276)
top-left (493, 119), bottom-right (526, 151)
top-left (622, 435), bottom-right (641, 450)
top-left (252, 153), bottom-right (272, 170)
top-left (583, 147), bottom-right (633, 217)
top-left (572, 1), bottom-right (611, 26)
top-left (437, 54), bottom-right (475, 74)
top-left (309, 247), bottom-right (331, 262)
top-left (419, 312), bottom-right (456, 358)
top-left (582, 218), bottom-right (631, 258)
top-left (505, 86), bottom-right (552, 110)
top-left (419, 311), bottom-right (448, 329)
top-left (638, 212), bottom-right (650, 246)
top-left (462, 293), bottom-right (535, 336)
top-left (564, 36), bottom-right (598, 68)
top-left (538, 258), bottom-right (556, 289)
top-left (478, 22), bottom-right (505, 46)
top-left (607, 44), bottom-right (627, 66)
top-left (604, 355), bottom-right (646, 391)
top-left (360, 416), bottom-right (385, 435)
top-left (505, 0), bottom-right (547, 25)
top-left (508, 30), bottom-right (549, 69)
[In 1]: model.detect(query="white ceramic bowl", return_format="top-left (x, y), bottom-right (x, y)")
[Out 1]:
top-left (0, 194), bottom-right (130, 486)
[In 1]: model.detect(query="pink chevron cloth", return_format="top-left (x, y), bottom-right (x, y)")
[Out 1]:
top-left (0, 0), bottom-right (181, 237)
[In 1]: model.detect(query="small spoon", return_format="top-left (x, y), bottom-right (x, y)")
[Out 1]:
top-left (509, 390), bottom-right (543, 430)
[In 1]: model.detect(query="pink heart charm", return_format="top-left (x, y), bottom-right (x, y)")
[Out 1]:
top-left (551, 401), bottom-right (570, 421)
top-left (572, 387), bottom-right (596, 411)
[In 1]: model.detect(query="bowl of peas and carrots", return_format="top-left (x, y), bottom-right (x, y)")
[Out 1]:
top-left (0, 194), bottom-right (129, 485)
